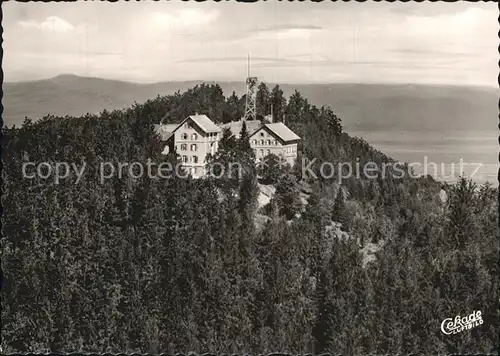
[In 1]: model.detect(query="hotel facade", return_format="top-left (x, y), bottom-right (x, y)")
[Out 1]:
top-left (155, 114), bottom-right (301, 178)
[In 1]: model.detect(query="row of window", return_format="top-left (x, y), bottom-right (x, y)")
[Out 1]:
top-left (181, 155), bottom-right (199, 164)
top-left (181, 133), bottom-right (198, 140)
top-left (180, 143), bottom-right (198, 151)
top-left (253, 146), bottom-right (297, 156)
top-left (252, 139), bottom-right (278, 146)
top-left (179, 143), bottom-right (217, 152)
top-left (255, 149), bottom-right (272, 157)
top-left (180, 132), bottom-right (219, 140)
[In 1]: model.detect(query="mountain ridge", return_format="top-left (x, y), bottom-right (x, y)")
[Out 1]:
top-left (6, 74), bottom-right (497, 90)
top-left (2, 75), bottom-right (497, 134)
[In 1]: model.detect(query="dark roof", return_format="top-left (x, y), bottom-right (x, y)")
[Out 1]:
top-left (154, 124), bottom-right (178, 140)
top-left (250, 122), bottom-right (301, 142)
top-left (219, 119), bottom-right (262, 138)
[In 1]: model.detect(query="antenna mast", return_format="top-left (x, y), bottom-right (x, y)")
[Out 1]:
top-left (244, 53), bottom-right (258, 121)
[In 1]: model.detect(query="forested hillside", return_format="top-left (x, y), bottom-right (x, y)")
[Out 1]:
top-left (2, 83), bottom-right (498, 354)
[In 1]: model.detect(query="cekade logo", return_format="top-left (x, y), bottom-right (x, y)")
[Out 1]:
top-left (441, 310), bottom-right (483, 335)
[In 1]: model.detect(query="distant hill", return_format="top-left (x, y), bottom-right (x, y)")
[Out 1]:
top-left (2, 74), bottom-right (497, 134)
top-left (2, 75), bottom-right (204, 127)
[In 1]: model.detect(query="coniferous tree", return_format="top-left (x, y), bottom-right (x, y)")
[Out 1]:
top-left (332, 187), bottom-right (350, 231)
top-left (219, 127), bottom-right (238, 152)
top-left (225, 91), bottom-right (243, 123)
top-left (238, 169), bottom-right (259, 230)
top-left (258, 153), bottom-right (286, 185)
top-left (239, 121), bottom-right (250, 148)
top-left (207, 128), bottom-right (239, 187)
top-left (270, 85), bottom-right (286, 122)
top-left (312, 263), bottom-right (334, 353)
top-left (274, 172), bottom-right (303, 220)
top-left (301, 188), bottom-right (331, 279)
top-left (320, 106), bottom-right (343, 136)
top-left (256, 82), bottom-right (271, 119)
top-left (236, 121), bottom-right (257, 178)
top-left (446, 177), bottom-right (477, 249)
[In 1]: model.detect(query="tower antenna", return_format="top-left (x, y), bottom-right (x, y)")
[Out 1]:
top-left (244, 53), bottom-right (258, 121)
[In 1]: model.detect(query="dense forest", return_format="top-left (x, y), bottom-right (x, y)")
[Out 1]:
top-left (2, 83), bottom-right (499, 354)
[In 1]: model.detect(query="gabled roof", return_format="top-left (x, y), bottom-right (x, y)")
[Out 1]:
top-left (219, 119), bottom-right (262, 138)
top-left (250, 122), bottom-right (301, 142)
top-left (186, 114), bottom-right (221, 133)
top-left (154, 124), bottom-right (178, 141)
top-left (156, 114), bottom-right (221, 140)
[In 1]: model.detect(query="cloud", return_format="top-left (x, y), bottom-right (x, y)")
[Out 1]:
top-left (391, 47), bottom-right (478, 59)
top-left (253, 24), bottom-right (322, 32)
top-left (251, 59), bottom-right (464, 70)
top-left (178, 57), bottom-right (301, 64)
top-left (239, 24), bottom-right (324, 42)
top-left (150, 8), bottom-right (219, 30)
top-left (3, 2), bottom-right (496, 87)
top-left (252, 28), bottom-right (322, 41)
top-left (404, 7), bottom-right (489, 36)
top-left (387, 2), bottom-right (471, 16)
top-left (19, 16), bottom-right (74, 32)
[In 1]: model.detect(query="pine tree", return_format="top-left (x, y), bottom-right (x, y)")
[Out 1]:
top-left (312, 264), bottom-right (334, 353)
top-left (302, 189), bottom-right (331, 279)
top-left (207, 128), bottom-right (239, 185)
top-left (219, 127), bottom-right (238, 152)
top-left (270, 85), bottom-right (286, 122)
top-left (256, 82), bottom-right (271, 118)
top-left (321, 106), bottom-right (342, 136)
top-left (236, 121), bottom-right (256, 178)
top-left (259, 153), bottom-right (285, 185)
top-left (225, 90), bottom-right (243, 122)
top-left (238, 169), bottom-right (259, 230)
top-left (447, 177), bottom-right (477, 249)
top-left (275, 172), bottom-right (303, 220)
top-left (332, 187), bottom-right (349, 231)
top-left (238, 121), bottom-right (252, 153)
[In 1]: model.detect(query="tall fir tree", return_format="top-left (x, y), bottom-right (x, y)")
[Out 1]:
top-left (312, 263), bottom-right (334, 354)
top-left (446, 177), bottom-right (477, 249)
top-left (236, 121), bottom-right (256, 177)
top-left (270, 85), bottom-right (286, 122)
top-left (238, 168), bottom-right (259, 231)
top-left (256, 82), bottom-right (271, 119)
top-left (274, 172), bottom-right (303, 220)
top-left (332, 187), bottom-right (350, 231)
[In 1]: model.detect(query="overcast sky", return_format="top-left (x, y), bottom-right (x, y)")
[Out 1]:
top-left (3, 1), bottom-right (497, 87)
